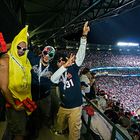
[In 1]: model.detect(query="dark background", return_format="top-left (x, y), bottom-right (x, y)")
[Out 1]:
top-left (0, 0), bottom-right (140, 46)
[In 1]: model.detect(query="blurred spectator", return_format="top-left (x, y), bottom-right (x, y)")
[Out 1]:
top-left (80, 67), bottom-right (91, 99)
top-left (116, 117), bottom-right (132, 140)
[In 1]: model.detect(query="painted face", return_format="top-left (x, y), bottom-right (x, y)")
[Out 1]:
top-left (17, 42), bottom-right (27, 56)
top-left (41, 46), bottom-right (55, 63)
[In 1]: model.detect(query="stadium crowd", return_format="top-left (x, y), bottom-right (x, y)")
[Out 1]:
top-left (83, 51), bottom-right (140, 68)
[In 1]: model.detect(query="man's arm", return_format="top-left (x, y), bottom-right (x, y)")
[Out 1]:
top-left (51, 66), bottom-right (67, 84)
top-left (51, 22), bottom-right (90, 83)
top-left (0, 54), bottom-right (24, 111)
top-left (51, 54), bottom-right (76, 84)
top-left (75, 21), bottom-right (90, 66)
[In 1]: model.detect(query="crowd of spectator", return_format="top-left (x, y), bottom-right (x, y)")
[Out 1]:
top-left (95, 76), bottom-right (140, 113)
top-left (84, 51), bottom-right (140, 68)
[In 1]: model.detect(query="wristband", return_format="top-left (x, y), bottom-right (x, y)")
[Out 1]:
top-left (82, 35), bottom-right (87, 39)
top-left (82, 34), bottom-right (87, 37)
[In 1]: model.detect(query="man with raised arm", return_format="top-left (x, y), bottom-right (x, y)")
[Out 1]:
top-left (51, 21), bottom-right (90, 140)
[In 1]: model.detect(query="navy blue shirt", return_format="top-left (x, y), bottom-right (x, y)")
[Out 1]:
top-left (51, 37), bottom-right (87, 108)
top-left (27, 51), bottom-right (53, 101)
top-left (58, 64), bottom-right (83, 108)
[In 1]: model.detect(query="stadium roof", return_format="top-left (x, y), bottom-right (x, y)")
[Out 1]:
top-left (0, 0), bottom-right (140, 46)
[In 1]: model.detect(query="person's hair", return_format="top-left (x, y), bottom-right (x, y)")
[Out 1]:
top-left (81, 67), bottom-right (90, 74)
top-left (99, 90), bottom-right (105, 96)
top-left (50, 52), bottom-right (68, 71)
top-left (56, 52), bottom-right (68, 61)
top-left (124, 111), bottom-right (131, 117)
top-left (116, 102), bottom-right (120, 106)
top-left (81, 82), bottom-right (88, 87)
top-left (113, 106), bottom-right (120, 112)
top-left (119, 117), bottom-right (130, 128)
top-left (91, 72), bottom-right (96, 77)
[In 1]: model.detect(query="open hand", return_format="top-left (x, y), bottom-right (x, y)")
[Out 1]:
top-left (63, 53), bottom-right (76, 68)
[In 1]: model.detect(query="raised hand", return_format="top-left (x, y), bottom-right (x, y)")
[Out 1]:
top-left (83, 21), bottom-right (90, 36)
top-left (63, 53), bottom-right (76, 68)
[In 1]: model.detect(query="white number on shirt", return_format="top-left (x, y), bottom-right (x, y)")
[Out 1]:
top-left (66, 79), bottom-right (74, 88)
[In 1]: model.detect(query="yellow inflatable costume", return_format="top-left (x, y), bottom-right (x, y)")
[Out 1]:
top-left (8, 26), bottom-right (32, 114)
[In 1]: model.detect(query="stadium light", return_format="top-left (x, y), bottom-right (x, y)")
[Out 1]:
top-left (117, 42), bottom-right (139, 47)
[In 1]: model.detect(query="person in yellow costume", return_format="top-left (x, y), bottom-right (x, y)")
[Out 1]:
top-left (6, 26), bottom-right (32, 140)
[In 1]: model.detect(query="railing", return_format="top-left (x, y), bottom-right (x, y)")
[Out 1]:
top-left (82, 95), bottom-right (131, 140)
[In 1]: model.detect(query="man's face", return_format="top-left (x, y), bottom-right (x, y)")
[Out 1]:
top-left (17, 42), bottom-right (27, 56)
top-left (41, 50), bottom-right (51, 63)
top-left (42, 53), bottom-right (49, 63)
top-left (57, 57), bottom-right (66, 68)
top-left (41, 47), bottom-right (55, 63)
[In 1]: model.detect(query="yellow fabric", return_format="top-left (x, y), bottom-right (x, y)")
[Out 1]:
top-left (8, 26), bottom-right (32, 115)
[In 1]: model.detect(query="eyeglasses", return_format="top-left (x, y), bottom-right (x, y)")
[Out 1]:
top-left (42, 51), bottom-right (54, 57)
top-left (57, 58), bottom-right (66, 63)
top-left (17, 46), bottom-right (28, 51)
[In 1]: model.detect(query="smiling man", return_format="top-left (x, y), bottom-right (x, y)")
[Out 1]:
top-left (51, 21), bottom-right (90, 140)
top-left (5, 26), bottom-right (32, 140)
top-left (17, 42), bottom-right (28, 56)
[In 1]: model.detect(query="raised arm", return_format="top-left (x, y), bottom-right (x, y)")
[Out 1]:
top-left (76, 21), bottom-right (90, 66)
top-left (51, 54), bottom-right (75, 83)
top-left (51, 66), bottom-right (67, 84)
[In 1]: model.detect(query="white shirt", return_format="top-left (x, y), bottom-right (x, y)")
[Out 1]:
top-left (80, 74), bottom-right (90, 93)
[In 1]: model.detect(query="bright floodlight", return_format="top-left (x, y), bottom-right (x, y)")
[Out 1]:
top-left (117, 42), bottom-right (139, 47)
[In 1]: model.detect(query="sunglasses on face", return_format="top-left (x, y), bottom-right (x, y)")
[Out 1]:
top-left (42, 51), bottom-right (54, 57)
top-left (57, 58), bottom-right (66, 63)
top-left (17, 45), bottom-right (28, 51)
